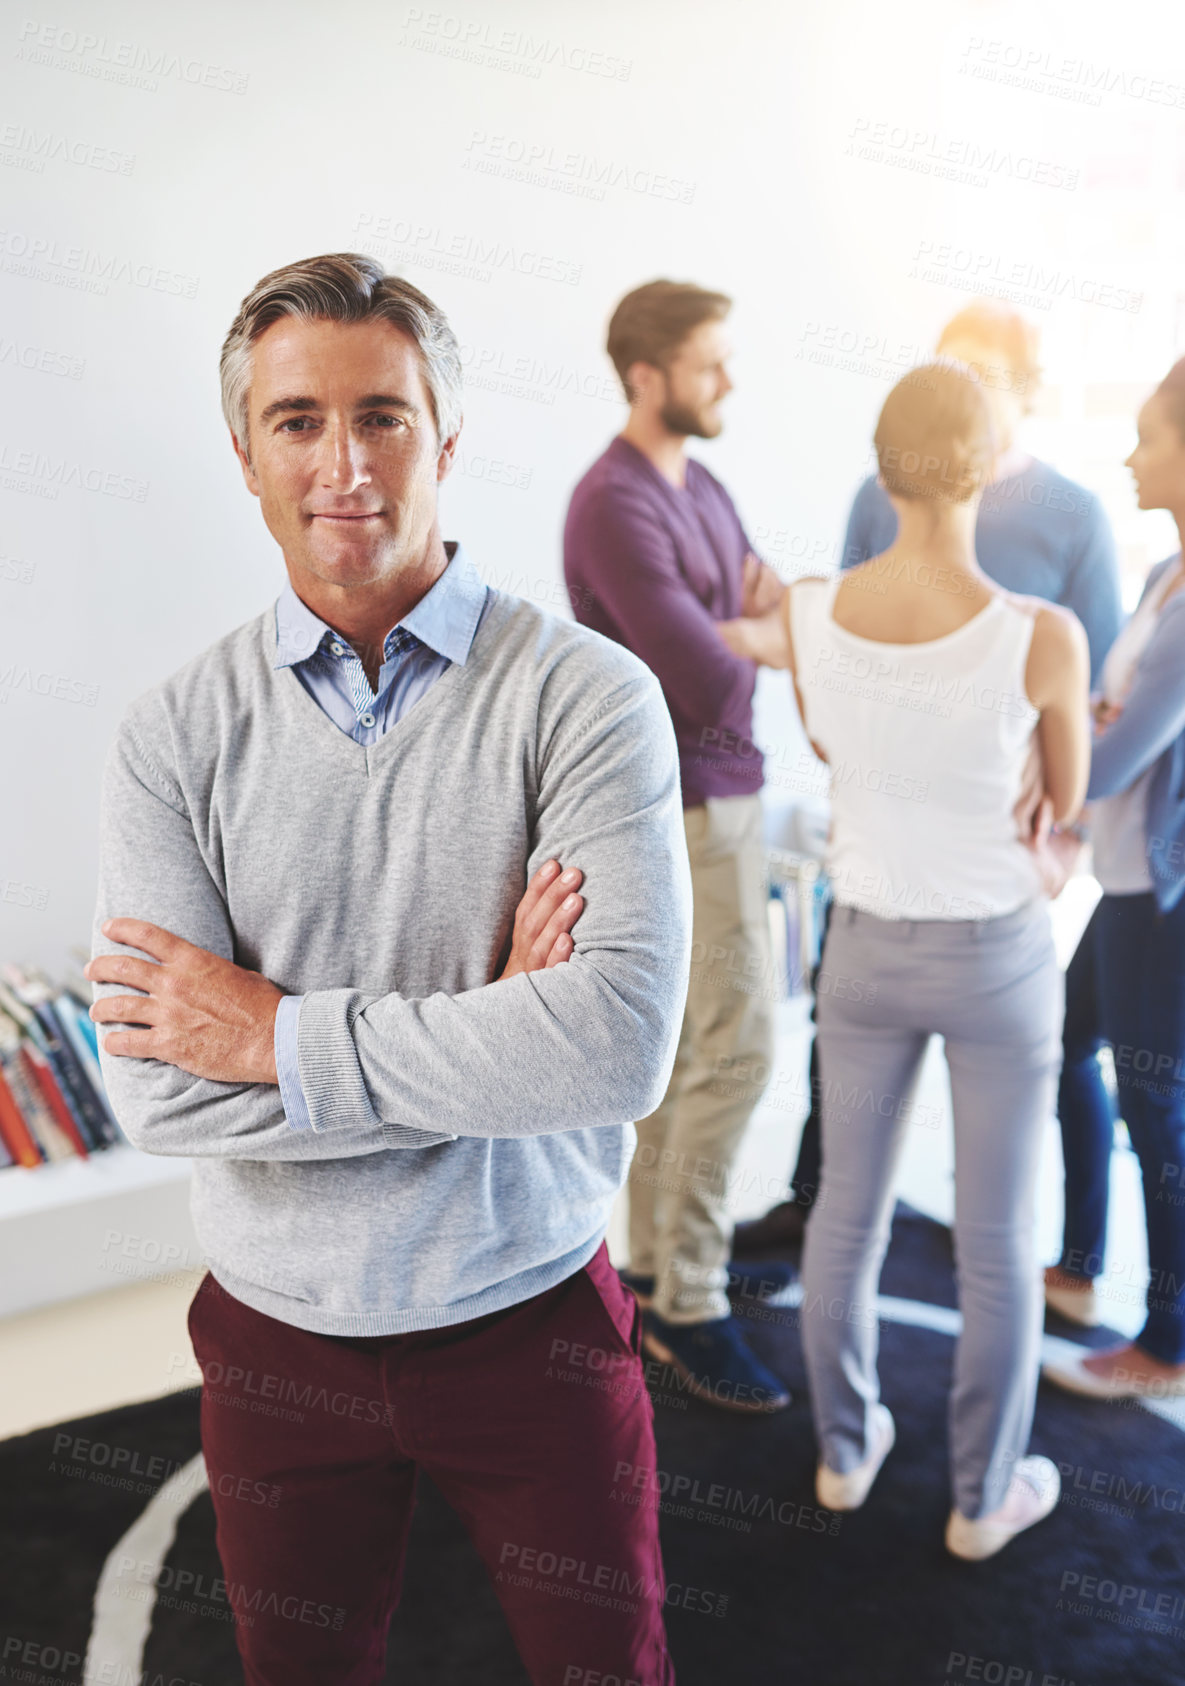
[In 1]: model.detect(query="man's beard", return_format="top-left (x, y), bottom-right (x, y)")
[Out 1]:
top-left (659, 396), bottom-right (722, 439)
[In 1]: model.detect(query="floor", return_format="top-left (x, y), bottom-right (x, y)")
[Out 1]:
top-left (0, 875), bottom-right (1147, 1443)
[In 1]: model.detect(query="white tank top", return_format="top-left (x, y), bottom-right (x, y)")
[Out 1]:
top-left (790, 575), bottom-right (1044, 921)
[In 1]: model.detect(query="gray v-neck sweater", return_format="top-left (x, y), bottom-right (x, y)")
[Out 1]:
top-left (92, 585), bottom-right (692, 1335)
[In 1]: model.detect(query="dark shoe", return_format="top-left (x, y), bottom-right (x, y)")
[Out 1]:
top-left (732, 1201), bottom-right (808, 1256)
top-left (642, 1311), bottom-right (791, 1413)
top-left (617, 1269), bottom-right (655, 1309)
top-left (621, 1262), bottom-right (796, 1311)
top-left (727, 1258), bottom-right (798, 1309)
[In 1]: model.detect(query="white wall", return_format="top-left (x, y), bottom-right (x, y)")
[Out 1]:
top-left (3, 0), bottom-right (1185, 968)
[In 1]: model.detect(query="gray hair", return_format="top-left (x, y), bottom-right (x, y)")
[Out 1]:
top-left (219, 252), bottom-right (463, 457)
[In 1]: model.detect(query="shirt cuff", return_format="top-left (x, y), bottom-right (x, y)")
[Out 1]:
top-left (275, 994), bottom-right (313, 1131)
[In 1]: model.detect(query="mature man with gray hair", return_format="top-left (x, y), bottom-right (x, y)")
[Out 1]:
top-left (86, 253), bottom-right (691, 1685)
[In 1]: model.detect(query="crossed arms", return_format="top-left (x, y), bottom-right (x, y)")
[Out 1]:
top-left (88, 673), bottom-right (693, 1160)
top-left (86, 859), bottom-right (589, 1086)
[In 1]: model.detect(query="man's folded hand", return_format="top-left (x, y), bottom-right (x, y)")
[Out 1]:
top-left (498, 858), bottom-right (585, 980)
top-left (740, 552), bottom-right (786, 618)
top-left (86, 919), bottom-right (284, 1084)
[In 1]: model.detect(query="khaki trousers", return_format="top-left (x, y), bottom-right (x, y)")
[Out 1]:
top-left (628, 793), bottom-right (776, 1321)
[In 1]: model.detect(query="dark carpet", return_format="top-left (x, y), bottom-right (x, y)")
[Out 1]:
top-left (1, 1204), bottom-right (1182, 1685)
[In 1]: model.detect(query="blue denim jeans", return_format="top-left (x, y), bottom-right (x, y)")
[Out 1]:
top-left (1057, 892), bottom-right (1185, 1364)
top-left (1056, 902), bottom-right (1115, 1281)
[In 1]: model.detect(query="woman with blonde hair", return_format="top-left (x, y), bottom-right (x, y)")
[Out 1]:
top-left (720, 361), bottom-right (1090, 1559)
top-left (842, 303), bottom-right (1120, 680)
top-left (734, 303), bottom-right (1120, 1260)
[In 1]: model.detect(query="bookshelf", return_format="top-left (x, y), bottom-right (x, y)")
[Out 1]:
top-left (0, 1145), bottom-right (197, 1319)
top-left (0, 961), bottom-right (201, 1319)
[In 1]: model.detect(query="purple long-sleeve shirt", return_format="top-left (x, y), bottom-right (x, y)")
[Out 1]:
top-left (562, 436), bottom-right (762, 807)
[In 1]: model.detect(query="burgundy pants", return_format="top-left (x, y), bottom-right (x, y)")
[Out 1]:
top-left (187, 1245), bottom-right (674, 1686)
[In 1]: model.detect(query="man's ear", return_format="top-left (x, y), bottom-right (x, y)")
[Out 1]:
top-left (436, 421), bottom-right (462, 484)
top-left (230, 428), bottom-right (261, 497)
top-left (625, 359), bottom-right (660, 409)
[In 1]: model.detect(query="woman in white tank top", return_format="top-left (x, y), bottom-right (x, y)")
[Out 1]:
top-left (721, 361), bottom-right (1090, 1560)
top-left (788, 573), bottom-right (1045, 923)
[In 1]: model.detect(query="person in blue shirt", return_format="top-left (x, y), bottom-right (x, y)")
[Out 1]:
top-left (1042, 358), bottom-right (1185, 1399)
top-left (735, 302), bottom-right (1123, 1257)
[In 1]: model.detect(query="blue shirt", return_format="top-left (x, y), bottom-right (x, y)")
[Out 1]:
top-left (273, 540), bottom-right (490, 744)
top-left (841, 459), bottom-right (1122, 684)
top-left (1088, 555), bottom-right (1185, 912)
top-left (273, 542), bottom-right (491, 1125)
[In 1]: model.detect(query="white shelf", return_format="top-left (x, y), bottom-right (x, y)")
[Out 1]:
top-left (0, 1142), bottom-right (199, 1320)
top-left (0, 1140), bottom-right (191, 1219)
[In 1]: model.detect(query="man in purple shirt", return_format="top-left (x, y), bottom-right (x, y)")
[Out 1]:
top-left (564, 280), bottom-right (792, 1412)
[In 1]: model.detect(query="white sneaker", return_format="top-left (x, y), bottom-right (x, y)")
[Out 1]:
top-left (945, 1456), bottom-right (1060, 1561)
top-left (816, 1404), bottom-right (895, 1511)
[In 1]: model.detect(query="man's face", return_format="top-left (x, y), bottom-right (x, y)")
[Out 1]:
top-left (936, 332), bottom-right (1027, 447)
top-left (656, 318), bottom-right (734, 439)
top-left (232, 316), bottom-right (456, 590)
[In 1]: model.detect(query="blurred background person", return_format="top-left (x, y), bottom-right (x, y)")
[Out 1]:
top-left (1042, 358), bottom-right (1185, 1398)
top-left (564, 280), bottom-right (792, 1413)
top-left (721, 361), bottom-right (1090, 1557)
top-left (735, 301), bottom-right (1122, 1256)
top-left (843, 302), bottom-right (1121, 681)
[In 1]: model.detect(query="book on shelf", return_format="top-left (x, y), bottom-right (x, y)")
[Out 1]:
top-left (0, 1032), bottom-right (43, 1168)
top-left (19, 1040), bottom-right (88, 1160)
top-left (0, 961), bottom-right (124, 1173)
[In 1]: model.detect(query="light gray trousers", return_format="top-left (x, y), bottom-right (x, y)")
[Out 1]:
top-left (800, 897), bottom-right (1063, 1520)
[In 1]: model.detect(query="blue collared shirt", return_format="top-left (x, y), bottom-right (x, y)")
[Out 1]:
top-left (273, 542), bottom-right (491, 1127)
top-left (273, 540), bottom-right (490, 744)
